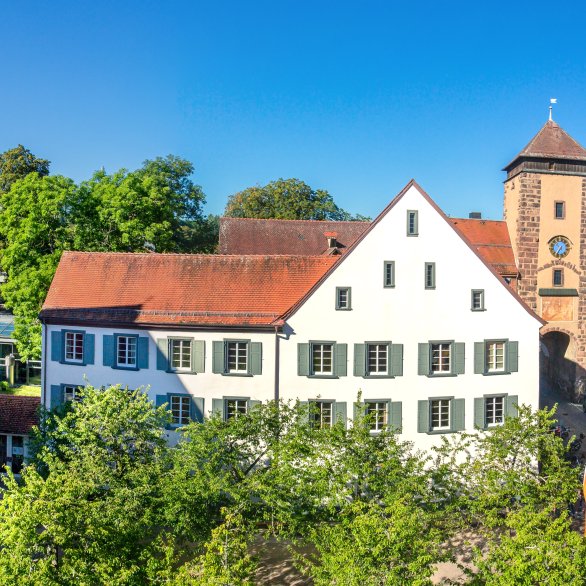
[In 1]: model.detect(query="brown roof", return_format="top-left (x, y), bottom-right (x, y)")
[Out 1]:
top-left (41, 252), bottom-right (338, 328)
top-left (505, 120), bottom-right (586, 169)
top-left (0, 395), bottom-right (40, 434)
top-left (219, 217), bottom-right (370, 255)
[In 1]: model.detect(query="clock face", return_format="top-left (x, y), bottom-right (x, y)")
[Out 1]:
top-left (549, 236), bottom-right (571, 258)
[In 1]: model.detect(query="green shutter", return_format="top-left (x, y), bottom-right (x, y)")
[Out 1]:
top-left (137, 337), bottom-right (149, 369)
top-left (156, 338), bottom-right (168, 371)
top-left (390, 344), bottom-right (403, 376)
top-left (334, 402), bottom-right (347, 428)
top-left (474, 342), bottom-right (485, 374)
top-left (50, 385), bottom-right (63, 409)
top-left (389, 401), bottom-right (402, 432)
top-left (212, 341), bottom-right (224, 374)
top-left (418, 400), bottom-right (430, 433)
top-left (452, 399), bottom-right (465, 431)
top-left (250, 342), bottom-right (262, 375)
top-left (453, 343), bottom-right (465, 375)
top-left (335, 344), bottom-right (347, 377)
top-left (190, 397), bottom-right (204, 423)
top-left (506, 395), bottom-right (519, 418)
top-left (353, 344), bottom-right (366, 377)
top-left (212, 398), bottom-right (224, 418)
top-left (507, 341), bottom-right (519, 373)
top-left (51, 331), bottom-right (63, 362)
top-left (474, 397), bottom-right (485, 429)
top-left (299, 400), bottom-right (310, 423)
top-left (155, 394), bottom-right (168, 408)
top-left (249, 399), bottom-right (261, 411)
top-left (103, 335), bottom-right (115, 367)
top-left (84, 334), bottom-right (95, 365)
top-left (193, 340), bottom-right (205, 373)
top-left (418, 343), bottom-right (430, 375)
top-left (298, 343), bottom-right (310, 376)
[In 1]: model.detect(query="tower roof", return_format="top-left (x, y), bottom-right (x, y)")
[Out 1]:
top-left (504, 120), bottom-right (586, 170)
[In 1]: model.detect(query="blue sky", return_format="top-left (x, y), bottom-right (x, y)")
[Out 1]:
top-left (2, 1), bottom-right (586, 220)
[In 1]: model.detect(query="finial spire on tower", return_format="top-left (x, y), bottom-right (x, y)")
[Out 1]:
top-left (549, 98), bottom-right (557, 121)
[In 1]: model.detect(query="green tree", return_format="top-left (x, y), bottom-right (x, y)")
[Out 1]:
top-left (224, 178), bottom-right (369, 221)
top-left (0, 145), bottom-right (50, 193)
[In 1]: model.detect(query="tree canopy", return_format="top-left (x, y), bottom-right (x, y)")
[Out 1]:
top-left (0, 145), bottom-right (50, 193)
top-left (224, 178), bottom-right (370, 221)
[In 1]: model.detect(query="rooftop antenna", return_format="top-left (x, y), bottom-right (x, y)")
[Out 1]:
top-left (549, 98), bottom-right (557, 121)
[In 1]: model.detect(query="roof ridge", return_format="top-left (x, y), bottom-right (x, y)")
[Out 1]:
top-left (220, 217), bottom-right (371, 225)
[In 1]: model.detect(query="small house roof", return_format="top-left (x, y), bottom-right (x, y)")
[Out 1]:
top-left (0, 395), bottom-right (39, 435)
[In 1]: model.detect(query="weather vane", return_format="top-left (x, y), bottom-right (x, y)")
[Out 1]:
top-left (549, 98), bottom-right (557, 121)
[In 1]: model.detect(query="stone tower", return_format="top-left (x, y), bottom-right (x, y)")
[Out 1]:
top-left (504, 119), bottom-right (586, 396)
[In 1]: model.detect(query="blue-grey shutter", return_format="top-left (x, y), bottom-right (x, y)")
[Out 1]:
top-left (418, 400), bottom-right (430, 433)
top-left (190, 397), bottom-right (204, 423)
top-left (156, 339), bottom-right (169, 371)
top-left (334, 402), bottom-right (347, 428)
top-left (137, 337), bottom-right (149, 369)
top-left (212, 341), bottom-right (224, 374)
top-left (506, 395), bottom-right (519, 418)
top-left (353, 344), bottom-right (365, 377)
top-left (452, 399), bottom-right (466, 431)
top-left (249, 399), bottom-right (261, 411)
top-left (453, 343), bottom-right (465, 375)
top-left (298, 343), bottom-right (310, 376)
top-left (250, 343), bottom-right (262, 375)
top-left (51, 331), bottom-right (63, 362)
top-left (335, 344), bottom-right (347, 377)
top-left (50, 385), bottom-right (63, 409)
top-left (390, 344), bottom-right (403, 376)
top-left (389, 401), bottom-right (402, 432)
top-left (507, 341), bottom-right (519, 373)
top-left (103, 335), bottom-right (115, 367)
top-left (83, 334), bottom-right (95, 365)
top-left (474, 397), bottom-right (485, 429)
top-left (474, 342), bottom-right (485, 374)
top-left (155, 394), bottom-right (170, 429)
top-left (193, 340), bottom-right (205, 373)
top-left (212, 398), bottom-right (224, 418)
top-left (418, 343), bottom-right (430, 375)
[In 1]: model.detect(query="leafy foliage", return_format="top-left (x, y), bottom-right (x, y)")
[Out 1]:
top-left (0, 145), bottom-right (49, 193)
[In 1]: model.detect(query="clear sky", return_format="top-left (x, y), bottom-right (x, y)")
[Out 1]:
top-left (2, 1), bottom-right (586, 221)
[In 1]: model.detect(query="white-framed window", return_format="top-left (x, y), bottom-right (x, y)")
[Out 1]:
top-left (227, 342), bottom-right (248, 373)
top-left (365, 401), bottom-right (388, 431)
top-left (116, 335), bottom-right (137, 368)
top-left (226, 398), bottom-right (248, 419)
top-left (367, 343), bottom-right (388, 375)
top-left (63, 385), bottom-right (81, 402)
top-left (170, 339), bottom-right (192, 371)
top-left (431, 343), bottom-right (451, 374)
top-left (336, 287), bottom-right (351, 310)
top-left (486, 341), bottom-right (505, 372)
top-left (312, 343), bottom-right (333, 375)
top-left (471, 289), bottom-right (485, 311)
top-left (485, 396), bottom-right (504, 426)
top-left (431, 399), bottom-right (451, 430)
top-left (310, 401), bottom-right (332, 429)
top-left (170, 395), bottom-right (191, 425)
top-left (64, 331), bottom-right (84, 363)
top-left (383, 261), bottom-right (395, 287)
top-left (407, 210), bottom-right (418, 236)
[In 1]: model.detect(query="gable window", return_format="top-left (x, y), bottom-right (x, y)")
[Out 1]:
top-left (335, 287), bottom-right (352, 310)
top-left (407, 210), bottom-right (419, 236)
top-left (313, 343), bottom-right (333, 375)
top-left (64, 332), bottom-right (84, 363)
top-left (383, 261), bottom-right (395, 287)
top-left (170, 338), bottom-right (192, 371)
top-left (431, 343), bottom-right (451, 374)
top-left (365, 401), bottom-right (388, 431)
top-left (471, 289), bottom-right (485, 311)
top-left (424, 262), bottom-right (435, 289)
top-left (418, 341), bottom-right (464, 376)
top-left (212, 340), bottom-right (262, 376)
top-left (553, 269), bottom-right (564, 287)
top-left (170, 395), bottom-right (191, 425)
top-left (486, 341), bottom-right (505, 372)
top-left (555, 201), bottom-right (565, 219)
top-left (116, 335), bottom-right (137, 368)
top-left (367, 344), bottom-right (388, 375)
top-left (418, 397), bottom-right (465, 434)
top-left (431, 399), bottom-right (451, 430)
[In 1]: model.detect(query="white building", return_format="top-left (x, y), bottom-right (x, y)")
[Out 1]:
top-left (40, 181), bottom-right (544, 449)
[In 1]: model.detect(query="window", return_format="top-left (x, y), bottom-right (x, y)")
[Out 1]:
top-left (407, 210), bottom-right (418, 236)
top-left (553, 269), bottom-right (564, 287)
top-left (475, 395), bottom-right (517, 429)
top-left (383, 261), bottom-right (395, 287)
top-left (170, 395), bottom-right (191, 425)
top-left (474, 340), bottom-right (518, 375)
top-left (424, 262), bottom-right (435, 289)
top-left (212, 340), bottom-right (262, 376)
top-left (471, 289), bottom-right (485, 311)
top-left (418, 341), bottom-right (464, 376)
top-left (431, 343), bottom-right (451, 374)
top-left (227, 342), bottom-right (248, 373)
top-left (367, 343), bottom-right (388, 375)
top-left (431, 399), bottom-right (451, 430)
top-left (222, 398), bottom-right (246, 420)
top-left (170, 338), bottom-right (192, 371)
top-left (354, 342), bottom-right (403, 378)
top-left (63, 385), bottom-right (81, 402)
top-left (11, 436), bottom-right (23, 475)
top-left (555, 201), bottom-right (565, 219)
top-left (298, 342), bottom-right (347, 377)
top-left (486, 341), bottom-right (505, 372)
top-left (64, 331), bottom-right (84, 363)
top-left (365, 401), bottom-right (388, 431)
top-left (311, 401), bottom-right (333, 429)
top-left (116, 335), bottom-right (137, 368)
top-left (418, 398), bottom-right (465, 434)
top-left (484, 396), bottom-right (504, 426)
top-left (336, 287), bottom-right (352, 310)
top-left (312, 343), bottom-right (333, 375)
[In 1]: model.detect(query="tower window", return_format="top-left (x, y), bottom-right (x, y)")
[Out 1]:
top-left (554, 201), bottom-right (565, 219)
top-left (553, 269), bottom-right (564, 287)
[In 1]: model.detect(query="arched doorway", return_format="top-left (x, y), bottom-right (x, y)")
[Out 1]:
top-left (541, 330), bottom-right (576, 396)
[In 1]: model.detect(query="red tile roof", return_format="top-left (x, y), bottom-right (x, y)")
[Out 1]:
top-left (41, 252), bottom-right (338, 328)
top-left (0, 395), bottom-right (40, 434)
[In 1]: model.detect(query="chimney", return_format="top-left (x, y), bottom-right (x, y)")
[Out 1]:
top-left (469, 212), bottom-right (482, 219)
top-left (324, 231), bottom-right (338, 248)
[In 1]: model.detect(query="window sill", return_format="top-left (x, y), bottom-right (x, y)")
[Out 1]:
top-left (362, 374), bottom-right (395, 379)
top-left (426, 429), bottom-right (456, 435)
top-left (426, 373), bottom-right (457, 378)
top-left (112, 365), bottom-right (139, 371)
top-left (482, 371), bottom-right (511, 376)
top-left (221, 372), bottom-right (253, 377)
top-left (168, 369), bottom-right (197, 375)
top-left (307, 375), bottom-right (339, 379)
top-left (471, 308), bottom-right (486, 312)
top-left (62, 361), bottom-right (87, 367)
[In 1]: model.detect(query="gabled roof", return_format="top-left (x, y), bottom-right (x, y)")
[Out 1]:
top-left (0, 395), bottom-right (39, 435)
top-left (504, 120), bottom-right (586, 170)
top-left (41, 252), bottom-right (338, 328)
